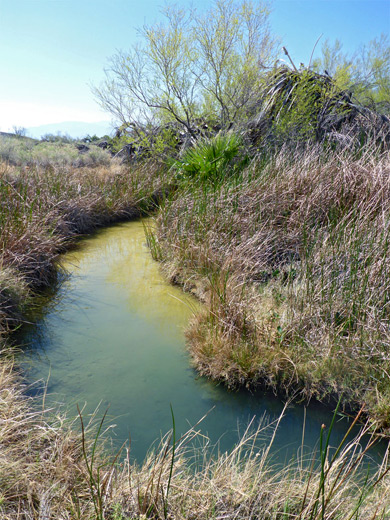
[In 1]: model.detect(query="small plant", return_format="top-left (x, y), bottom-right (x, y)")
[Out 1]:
top-left (173, 132), bottom-right (249, 186)
top-left (143, 220), bottom-right (163, 261)
top-left (78, 406), bottom-right (126, 520)
top-left (136, 406), bottom-right (177, 519)
top-left (12, 126), bottom-right (27, 138)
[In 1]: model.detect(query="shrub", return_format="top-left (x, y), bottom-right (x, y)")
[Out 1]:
top-left (0, 137), bottom-right (113, 168)
top-left (173, 132), bottom-right (249, 185)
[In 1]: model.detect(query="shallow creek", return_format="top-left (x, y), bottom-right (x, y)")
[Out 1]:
top-left (19, 220), bottom-right (385, 463)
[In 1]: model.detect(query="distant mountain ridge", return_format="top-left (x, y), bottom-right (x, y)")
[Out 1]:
top-left (27, 121), bottom-right (113, 139)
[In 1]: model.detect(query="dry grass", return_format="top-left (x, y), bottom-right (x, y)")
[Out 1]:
top-left (155, 144), bottom-right (390, 431)
top-left (0, 370), bottom-right (388, 519)
top-left (0, 353), bottom-right (91, 518)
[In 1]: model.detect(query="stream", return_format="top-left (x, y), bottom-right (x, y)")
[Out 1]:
top-left (18, 220), bottom-right (386, 463)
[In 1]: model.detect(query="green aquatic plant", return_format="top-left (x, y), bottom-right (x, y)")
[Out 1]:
top-left (143, 220), bottom-right (163, 262)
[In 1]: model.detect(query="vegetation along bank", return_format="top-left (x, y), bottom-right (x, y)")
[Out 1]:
top-left (1, 0), bottom-right (390, 517)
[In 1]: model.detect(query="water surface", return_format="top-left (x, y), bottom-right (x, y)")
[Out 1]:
top-left (20, 220), bottom-right (386, 463)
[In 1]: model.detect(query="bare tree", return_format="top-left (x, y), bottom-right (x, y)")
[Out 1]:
top-left (12, 126), bottom-right (27, 137)
top-left (92, 0), bottom-right (277, 133)
top-left (194, 0), bottom-right (276, 127)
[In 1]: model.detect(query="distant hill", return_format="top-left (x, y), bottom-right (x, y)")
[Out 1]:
top-left (0, 131), bottom-right (38, 143)
top-left (26, 121), bottom-right (114, 139)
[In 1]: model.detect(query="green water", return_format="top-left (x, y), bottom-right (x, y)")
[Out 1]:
top-left (19, 220), bottom-right (386, 462)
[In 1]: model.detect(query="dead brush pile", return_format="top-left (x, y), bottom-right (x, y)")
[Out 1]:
top-left (247, 66), bottom-right (390, 150)
top-left (155, 144), bottom-right (390, 431)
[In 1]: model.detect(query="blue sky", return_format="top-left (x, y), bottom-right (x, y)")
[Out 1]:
top-left (0, 0), bottom-right (389, 134)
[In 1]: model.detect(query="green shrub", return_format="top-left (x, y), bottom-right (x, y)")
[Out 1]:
top-left (173, 132), bottom-right (249, 186)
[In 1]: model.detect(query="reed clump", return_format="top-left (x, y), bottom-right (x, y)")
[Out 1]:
top-left (154, 142), bottom-right (390, 432)
top-left (0, 354), bottom-right (99, 518)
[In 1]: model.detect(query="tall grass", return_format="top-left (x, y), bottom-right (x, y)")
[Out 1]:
top-left (154, 142), bottom-right (390, 432)
top-left (0, 158), bottom-right (170, 335)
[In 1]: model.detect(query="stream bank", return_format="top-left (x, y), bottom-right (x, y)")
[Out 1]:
top-left (18, 220), bottom-right (387, 465)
